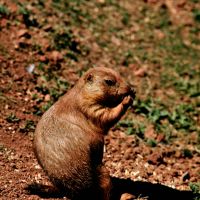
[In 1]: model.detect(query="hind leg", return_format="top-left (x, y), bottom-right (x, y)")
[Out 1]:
top-left (96, 165), bottom-right (112, 200)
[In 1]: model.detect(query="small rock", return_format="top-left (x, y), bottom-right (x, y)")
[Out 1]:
top-left (154, 29), bottom-right (165, 40)
top-left (175, 150), bottom-right (182, 158)
top-left (9, 3), bottom-right (18, 13)
top-left (44, 94), bottom-right (51, 102)
top-left (124, 148), bottom-right (133, 160)
top-left (147, 152), bottom-right (164, 165)
top-left (134, 67), bottom-right (147, 77)
top-left (48, 51), bottom-right (63, 62)
top-left (39, 55), bottom-right (48, 62)
top-left (17, 29), bottom-right (31, 39)
top-left (120, 193), bottom-right (136, 200)
top-left (156, 134), bottom-right (165, 143)
top-left (26, 64), bottom-right (35, 74)
top-left (0, 18), bottom-right (8, 28)
top-left (111, 36), bottom-right (121, 46)
top-left (43, 24), bottom-right (53, 32)
top-left (144, 125), bottom-right (156, 140)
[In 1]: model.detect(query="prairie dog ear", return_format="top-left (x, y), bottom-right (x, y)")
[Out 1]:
top-left (84, 73), bottom-right (93, 83)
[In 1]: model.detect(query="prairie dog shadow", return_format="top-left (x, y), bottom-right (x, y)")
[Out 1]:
top-left (26, 177), bottom-right (196, 200)
top-left (110, 177), bottom-right (195, 200)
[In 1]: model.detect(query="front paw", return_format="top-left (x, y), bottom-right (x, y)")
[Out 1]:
top-left (122, 95), bottom-right (133, 106)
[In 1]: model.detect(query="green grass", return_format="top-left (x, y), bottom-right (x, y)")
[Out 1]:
top-left (11, 0), bottom-right (199, 146)
top-left (0, 4), bottom-right (10, 16)
top-left (189, 182), bottom-right (200, 200)
top-left (20, 120), bottom-right (35, 133)
top-left (32, 62), bottom-right (69, 115)
top-left (6, 113), bottom-right (20, 123)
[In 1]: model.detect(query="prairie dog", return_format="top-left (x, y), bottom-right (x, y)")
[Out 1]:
top-left (34, 67), bottom-right (135, 200)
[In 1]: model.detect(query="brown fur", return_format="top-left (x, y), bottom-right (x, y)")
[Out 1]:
top-left (34, 67), bottom-right (135, 200)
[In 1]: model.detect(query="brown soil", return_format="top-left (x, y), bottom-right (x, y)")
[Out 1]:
top-left (0, 0), bottom-right (199, 200)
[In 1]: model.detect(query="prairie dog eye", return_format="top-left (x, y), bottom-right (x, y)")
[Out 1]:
top-left (104, 79), bottom-right (116, 86)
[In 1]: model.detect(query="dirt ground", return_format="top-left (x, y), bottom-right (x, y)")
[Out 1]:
top-left (0, 0), bottom-right (200, 200)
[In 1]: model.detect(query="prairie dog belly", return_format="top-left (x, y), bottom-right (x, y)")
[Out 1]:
top-left (34, 113), bottom-right (99, 192)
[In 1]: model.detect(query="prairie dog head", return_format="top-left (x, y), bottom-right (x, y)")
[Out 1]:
top-left (79, 67), bottom-right (135, 107)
